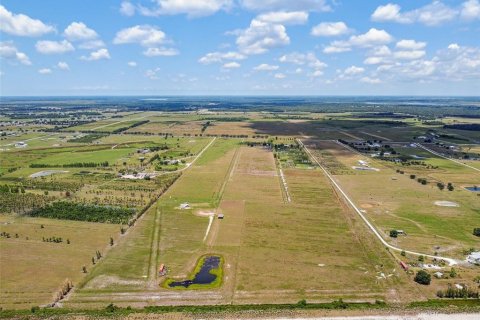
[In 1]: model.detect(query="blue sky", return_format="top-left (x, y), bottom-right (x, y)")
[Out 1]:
top-left (1, 0), bottom-right (480, 96)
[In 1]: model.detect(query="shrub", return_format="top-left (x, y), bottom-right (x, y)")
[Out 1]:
top-left (474, 228), bottom-right (480, 237)
top-left (414, 270), bottom-right (431, 285)
top-left (389, 230), bottom-right (398, 238)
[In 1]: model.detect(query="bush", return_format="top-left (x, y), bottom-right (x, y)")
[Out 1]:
top-left (473, 228), bottom-right (480, 237)
top-left (414, 270), bottom-right (431, 285)
top-left (389, 230), bottom-right (398, 238)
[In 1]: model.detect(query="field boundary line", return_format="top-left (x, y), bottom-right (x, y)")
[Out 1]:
top-left (298, 139), bottom-right (458, 266)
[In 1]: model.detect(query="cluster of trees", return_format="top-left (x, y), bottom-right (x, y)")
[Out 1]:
top-left (29, 201), bottom-right (135, 224)
top-left (414, 270), bottom-right (431, 285)
top-left (30, 161), bottom-right (109, 168)
top-left (111, 120), bottom-right (150, 134)
top-left (42, 236), bottom-right (67, 243)
top-left (201, 121), bottom-right (211, 133)
top-left (92, 250), bottom-right (102, 264)
top-left (0, 192), bottom-right (55, 214)
top-left (22, 179), bottom-right (82, 191)
top-left (436, 285), bottom-right (479, 299)
top-left (52, 279), bottom-right (73, 306)
top-left (1, 232), bottom-right (12, 238)
top-left (0, 184), bottom-right (25, 193)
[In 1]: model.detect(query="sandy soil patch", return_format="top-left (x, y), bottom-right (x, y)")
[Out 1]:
top-left (434, 201), bottom-right (459, 207)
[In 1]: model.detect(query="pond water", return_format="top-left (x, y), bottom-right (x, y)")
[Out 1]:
top-left (465, 186), bottom-right (480, 192)
top-left (168, 256), bottom-right (220, 288)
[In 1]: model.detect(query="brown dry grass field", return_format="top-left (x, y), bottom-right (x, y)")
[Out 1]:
top-left (0, 215), bottom-right (121, 309)
top-left (304, 140), bottom-right (480, 297)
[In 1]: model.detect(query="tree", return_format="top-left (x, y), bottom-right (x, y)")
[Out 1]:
top-left (418, 255), bottom-right (425, 262)
top-left (110, 237), bottom-right (114, 246)
top-left (389, 230), bottom-right (398, 238)
top-left (82, 266), bottom-right (87, 273)
top-left (449, 267), bottom-right (457, 278)
top-left (414, 270), bottom-right (431, 285)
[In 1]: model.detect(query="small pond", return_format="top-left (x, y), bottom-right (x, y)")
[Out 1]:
top-left (465, 186), bottom-right (480, 192)
top-left (168, 255), bottom-right (221, 288)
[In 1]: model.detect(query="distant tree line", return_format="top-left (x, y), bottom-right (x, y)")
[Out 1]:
top-left (30, 161), bottom-right (109, 168)
top-left (443, 124), bottom-right (480, 131)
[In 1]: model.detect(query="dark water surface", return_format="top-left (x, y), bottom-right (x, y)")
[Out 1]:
top-left (169, 256), bottom-right (220, 288)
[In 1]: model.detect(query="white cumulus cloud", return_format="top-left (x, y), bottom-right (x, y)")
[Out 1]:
top-left (143, 47), bottom-right (179, 57)
top-left (324, 28), bottom-right (393, 54)
top-left (81, 48), bottom-right (110, 61)
top-left (113, 25), bottom-right (166, 46)
top-left (120, 1), bottom-right (136, 16)
top-left (36, 40), bottom-right (75, 54)
top-left (240, 0), bottom-right (330, 12)
top-left (256, 11), bottom-right (308, 25)
top-left (371, 1), bottom-right (479, 26)
top-left (222, 61), bottom-right (241, 69)
top-left (198, 51), bottom-right (246, 64)
top-left (311, 21), bottom-right (350, 37)
top-left (236, 19), bottom-right (290, 55)
top-left (0, 5), bottom-right (55, 36)
top-left (38, 68), bottom-right (52, 74)
top-left (137, 0), bottom-right (233, 18)
top-left (254, 63), bottom-right (279, 71)
top-left (57, 61), bottom-right (69, 70)
top-left (64, 22), bottom-right (98, 41)
top-left (0, 41), bottom-right (31, 65)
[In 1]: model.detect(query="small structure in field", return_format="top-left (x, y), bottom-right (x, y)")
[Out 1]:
top-left (434, 272), bottom-right (444, 279)
top-left (399, 261), bottom-right (409, 271)
top-left (217, 214), bottom-right (224, 219)
top-left (158, 264), bottom-right (167, 276)
top-left (180, 203), bottom-right (190, 210)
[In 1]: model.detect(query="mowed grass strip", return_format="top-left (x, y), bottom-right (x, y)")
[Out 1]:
top-left (156, 139), bottom-right (239, 280)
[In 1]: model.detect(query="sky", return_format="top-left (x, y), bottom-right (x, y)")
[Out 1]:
top-left (1, 0), bottom-right (480, 96)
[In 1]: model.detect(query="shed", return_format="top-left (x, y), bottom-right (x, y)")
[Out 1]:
top-left (158, 264), bottom-right (167, 276)
top-left (399, 261), bottom-right (409, 271)
top-left (217, 214), bottom-right (224, 219)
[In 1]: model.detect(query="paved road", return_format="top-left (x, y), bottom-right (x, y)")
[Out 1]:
top-left (298, 139), bottom-right (458, 266)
